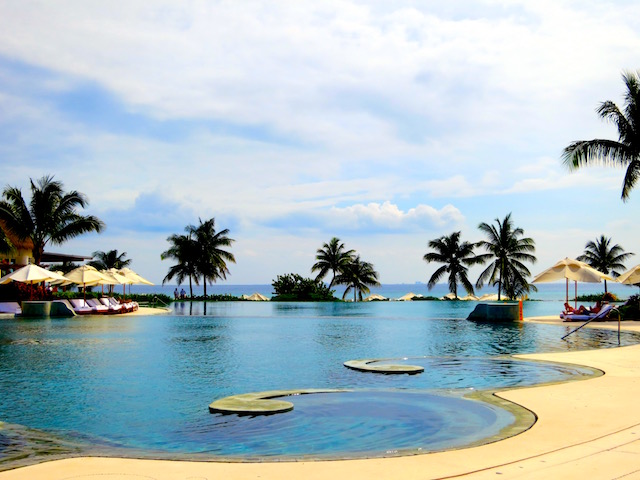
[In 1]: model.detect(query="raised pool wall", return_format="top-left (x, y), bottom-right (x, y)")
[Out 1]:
top-left (20, 300), bottom-right (75, 317)
top-left (467, 302), bottom-right (522, 322)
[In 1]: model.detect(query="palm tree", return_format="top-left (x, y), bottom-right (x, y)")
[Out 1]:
top-left (475, 213), bottom-right (537, 300)
top-left (187, 218), bottom-right (235, 299)
top-left (161, 233), bottom-right (199, 298)
top-left (423, 231), bottom-right (483, 299)
top-left (0, 175), bottom-right (104, 264)
top-left (335, 255), bottom-right (380, 302)
top-left (0, 228), bottom-right (12, 254)
top-left (311, 237), bottom-right (355, 288)
top-left (562, 70), bottom-right (640, 201)
top-left (89, 249), bottom-right (132, 295)
top-left (577, 235), bottom-right (634, 293)
top-left (89, 249), bottom-right (132, 271)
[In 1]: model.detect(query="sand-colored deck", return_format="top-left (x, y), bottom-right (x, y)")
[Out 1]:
top-left (2, 316), bottom-right (640, 479)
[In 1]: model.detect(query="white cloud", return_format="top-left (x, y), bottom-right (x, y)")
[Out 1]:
top-left (1, 1), bottom-right (639, 283)
top-left (327, 201), bottom-right (464, 232)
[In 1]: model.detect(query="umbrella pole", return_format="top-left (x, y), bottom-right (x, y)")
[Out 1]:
top-left (575, 281), bottom-right (578, 308)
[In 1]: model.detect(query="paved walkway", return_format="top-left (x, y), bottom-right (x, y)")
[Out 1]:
top-left (2, 318), bottom-right (640, 479)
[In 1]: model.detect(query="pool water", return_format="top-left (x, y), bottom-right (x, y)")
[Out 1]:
top-left (0, 301), bottom-right (636, 465)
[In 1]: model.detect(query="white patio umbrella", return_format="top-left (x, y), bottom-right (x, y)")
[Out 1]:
top-left (246, 292), bottom-right (269, 301)
top-left (532, 257), bottom-right (613, 306)
top-left (0, 264), bottom-right (69, 285)
top-left (65, 265), bottom-right (113, 300)
top-left (100, 268), bottom-right (133, 295)
top-left (117, 268), bottom-right (154, 297)
top-left (118, 268), bottom-right (154, 286)
top-left (363, 293), bottom-right (387, 302)
top-left (617, 264), bottom-right (640, 289)
top-left (398, 292), bottom-right (418, 301)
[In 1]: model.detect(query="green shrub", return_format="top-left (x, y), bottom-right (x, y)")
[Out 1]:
top-left (271, 273), bottom-right (337, 301)
top-left (576, 292), bottom-right (618, 302)
top-left (619, 294), bottom-right (640, 320)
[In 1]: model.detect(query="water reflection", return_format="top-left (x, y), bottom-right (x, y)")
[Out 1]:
top-left (0, 307), bottom-right (637, 465)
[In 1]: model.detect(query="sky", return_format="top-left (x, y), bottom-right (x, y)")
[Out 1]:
top-left (0, 0), bottom-right (639, 287)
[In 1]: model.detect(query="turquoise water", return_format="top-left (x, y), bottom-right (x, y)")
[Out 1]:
top-left (0, 302), bottom-right (636, 465)
top-left (132, 281), bottom-right (639, 302)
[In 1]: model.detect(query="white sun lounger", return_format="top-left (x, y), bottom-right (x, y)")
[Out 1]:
top-left (560, 304), bottom-right (613, 322)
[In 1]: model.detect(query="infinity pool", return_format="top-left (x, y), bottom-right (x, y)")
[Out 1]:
top-left (0, 301), bottom-right (635, 466)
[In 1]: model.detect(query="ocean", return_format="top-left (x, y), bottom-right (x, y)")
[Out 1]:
top-left (125, 281), bottom-right (638, 302)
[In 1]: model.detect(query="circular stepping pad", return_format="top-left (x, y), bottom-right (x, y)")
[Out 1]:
top-left (344, 358), bottom-right (424, 374)
top-left (209, 389), bottom-right (347, 415)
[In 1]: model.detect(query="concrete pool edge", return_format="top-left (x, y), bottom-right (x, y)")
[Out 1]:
top-left (2, 318), bottom-right (640, 479)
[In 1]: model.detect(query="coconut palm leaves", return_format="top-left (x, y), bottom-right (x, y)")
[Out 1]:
top-left (311, 237), bottom-right (355, 288)
top-left (475, 213), bottom-right (536, 300)
top-left (423, 231), bottom-right (483, 299)
top-left (0, 175), bottom-right (104, 264)
top-left (577, 235), bottom-right (634, 292)
top-left (0, 228), bottom-right (12, 254)
top-left (161, 233), bottom-right (199, 298)
top-left (89, 249), bottom-right (132, 271)
top-left (187, 218), bottom-right (235, 298)
top-left (563, 70), bottom-right (640, 201)
top-left (161, 217), bottom-right (235, 299)
top-left (335, 255), bottom-right (380, 302)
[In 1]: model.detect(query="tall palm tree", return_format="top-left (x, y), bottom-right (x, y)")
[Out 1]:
top-left (475, 213), bottom-right (537, 300)
top-left (0, 175), bottom-right (104, 264)
top-left (562, 70), bottom-right (640, 201)
top-left (335, 255), bottom-right (380, 302)
top-left (311, 237), bottom-right (355, 288)
top-left (577, 235), bottom-right (634, 293)
top-left (187, 218), bottom-right (235, 299)
top-left (161, 233), bottom-right (199, 298)
top-left (423, 231), bottom-right (483, 299)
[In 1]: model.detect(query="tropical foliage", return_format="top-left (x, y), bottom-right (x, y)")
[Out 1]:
top-left (88, 249), bottom-right (132, 294)
top-left (423, 231), bottom-right (483, 298)
top-left (0, 175), bottom-right (104, 264)
top-left (89, 249), bottom-right (132, 271)
top-left (311, 237), bottom-right (355, 288)
top-left (0, 228), bottom-right (12, 254)
top-left (187, 218), bottom-right (235, 298)
top-left (475, 213), bottom-right (537, 300)
top-left (576, 235), bottom-right (634, 292)
top-left (563, 70), bottom-right (640, 201)
top-left (334, 255), bottom-right (380, 302)
top-left (161, 217), bottom-right (235, 299)
top-left (271, 273), bottom-right (336, 301)
top-left (161, 232), bottom-right (198, 297)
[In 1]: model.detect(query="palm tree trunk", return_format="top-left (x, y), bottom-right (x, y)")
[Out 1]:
top-left (353, 286), bottom-right (357, 303)
top-left (203, 277), bottom-right (207, 299)
top-left (189, 276), bottom-right (193, 299)
top-left (604, 279), bottom-right (608, 293)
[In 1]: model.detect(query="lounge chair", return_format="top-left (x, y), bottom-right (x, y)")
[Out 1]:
top-left (560, 304), bottom-right (614, 322)
top-left (69, 299), bottom-right (95, 315)
top-left (86, 298), bottom-right (110, 314)
top-left (106, 297), bottom-right (136, 313)
top-left (99, 297), bottom-right (123, 314)
top-left (0, 302), bottom-right (21, 314)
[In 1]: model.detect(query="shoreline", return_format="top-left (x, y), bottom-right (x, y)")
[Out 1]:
top-left (1, 316), bottom-right (640, 479)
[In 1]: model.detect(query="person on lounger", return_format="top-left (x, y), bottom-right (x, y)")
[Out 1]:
top-left (563, 302), bottom-right (588, 315)
top-left (588, 300), bottom-right (602, 314)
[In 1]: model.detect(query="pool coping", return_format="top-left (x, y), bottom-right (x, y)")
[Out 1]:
top-left (2, 316), bottom-right (640, 479)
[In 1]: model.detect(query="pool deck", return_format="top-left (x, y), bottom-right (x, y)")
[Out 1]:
top-left (2, 315), bottom-right (640, 479)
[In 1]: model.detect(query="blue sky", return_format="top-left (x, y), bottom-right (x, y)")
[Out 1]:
top-left (0, 1), bottom-right (639, 286)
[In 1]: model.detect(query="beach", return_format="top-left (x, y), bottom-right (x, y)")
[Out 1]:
top-left (1, 314), bottom-right (639, 479)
